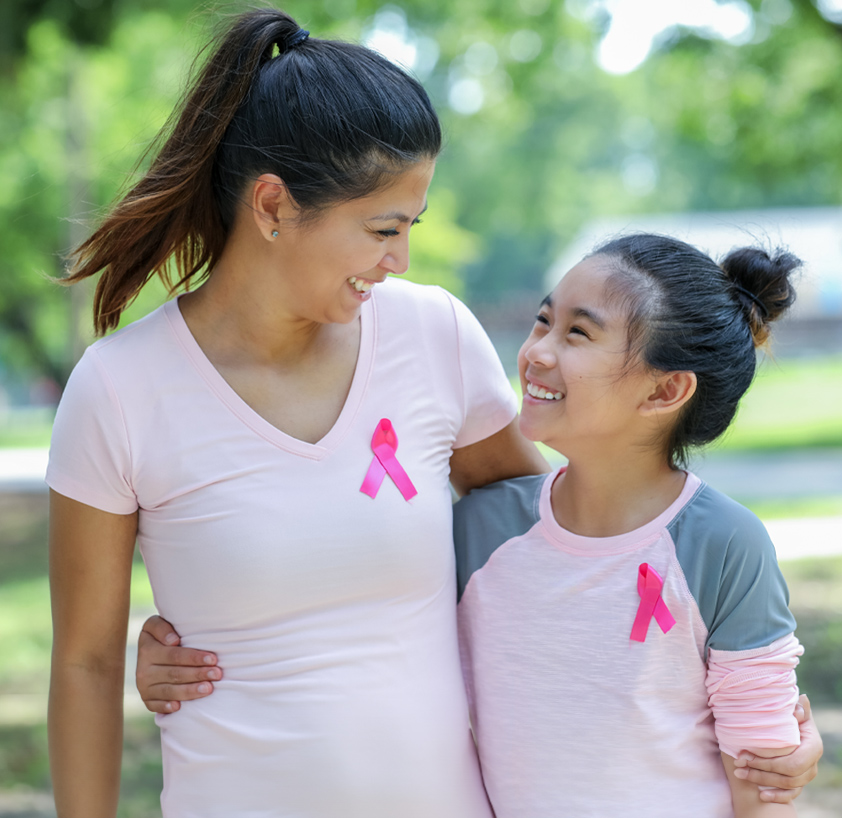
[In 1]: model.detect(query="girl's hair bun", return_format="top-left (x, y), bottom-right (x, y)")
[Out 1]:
top-left (719, 247), bottom-right (801, 348)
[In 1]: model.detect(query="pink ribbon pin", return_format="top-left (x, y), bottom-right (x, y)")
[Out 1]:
top-left (360, 418), bottom-right (418, 502)
top-left (630, 563), bottom-right (676, 643)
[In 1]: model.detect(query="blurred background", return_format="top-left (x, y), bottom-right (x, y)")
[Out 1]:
top-left (0, 0), bottom-right (840, 815)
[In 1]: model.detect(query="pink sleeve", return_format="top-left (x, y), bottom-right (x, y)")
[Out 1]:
top-left (445, 292), bottom-right (518, 449)
top-left (46, 347), bottom-right (138, 514)
top-left (706, 633), bottom-right (803, 758)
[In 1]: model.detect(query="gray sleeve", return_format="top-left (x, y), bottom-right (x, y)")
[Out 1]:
top-left (669, 483), bottom-right (796, 654)
top-left (453, 474), bottom-right (545, 602)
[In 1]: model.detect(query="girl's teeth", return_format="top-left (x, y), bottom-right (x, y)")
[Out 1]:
top-left (527, 382), bottom-right (562, 400)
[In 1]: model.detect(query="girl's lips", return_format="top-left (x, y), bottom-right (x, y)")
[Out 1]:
top-left (525, 379), bottom-right (563, 401)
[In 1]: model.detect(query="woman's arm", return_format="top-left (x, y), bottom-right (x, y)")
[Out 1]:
top-left (49, 490), bottom-right (137, 818)
top-left (722, 749), bottom-right (798, 817)
top-left (733, 695), bottom-right (822, 801)
top-left (449, 417), bottom-right (549, 497)
top-left (136, 417), bottom-right (549, 712)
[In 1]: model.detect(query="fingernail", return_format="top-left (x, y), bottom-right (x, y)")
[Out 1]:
top-left (198, 683), bottom-right (211, 694)
top-left (165, 633), bottom-right (178, 645)
top-left (207, 669), bottom-right (221, 680)
top-left (733, 769), bottom-right (748, 779)
top-left (203, 654), bottom-right (215, 665)
top-left (164, 702), bottom-right (172, 712)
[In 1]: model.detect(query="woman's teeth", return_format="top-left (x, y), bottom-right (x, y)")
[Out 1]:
top-left (526, 381), bottom-right (562, 401)
top-left (348, 277), bottom-right (372, 293)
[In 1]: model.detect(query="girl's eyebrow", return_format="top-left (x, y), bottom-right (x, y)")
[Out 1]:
top-left (570, 306), bottom-right (606, 331)
top-left (369, 202), bottom-right (429, 223)
top-left (540, 294), bottom-right (552, 309)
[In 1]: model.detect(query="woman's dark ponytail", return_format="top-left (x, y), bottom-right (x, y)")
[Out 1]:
top-left (66, 8), bottom-right (440, 335)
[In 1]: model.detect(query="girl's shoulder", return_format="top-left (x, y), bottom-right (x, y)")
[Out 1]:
top-left (671, 477), bottom-right (795, 652)
top-left (453, 474), bottom-right (549, 601)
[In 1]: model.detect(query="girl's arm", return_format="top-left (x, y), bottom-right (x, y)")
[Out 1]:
top-left (137, 417), bottom-right (549, 712)
top-left (734, 695), bottom-right (822, 801)
top-left (49, 490), bottom-right (137, 818)
top-left (722, 749), bottom-right (798, 817)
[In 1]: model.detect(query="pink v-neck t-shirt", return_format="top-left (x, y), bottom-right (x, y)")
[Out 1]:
top-left (47, 278), bottom-right (516, 818)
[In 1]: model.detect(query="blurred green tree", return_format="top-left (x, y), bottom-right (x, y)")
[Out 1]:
top-left (0, 0), bottom-right (840, 387)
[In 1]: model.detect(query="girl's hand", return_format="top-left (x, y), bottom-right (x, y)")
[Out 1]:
top-left (733, 695), bottom-right (823, 802)
top-left (136, 615), bottom-right (221, 714)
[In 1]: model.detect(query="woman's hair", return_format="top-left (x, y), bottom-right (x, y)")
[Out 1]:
top-left (67, 8), bottom-right (442, 334)
top-left (592, 233), bottom-right (800, 469)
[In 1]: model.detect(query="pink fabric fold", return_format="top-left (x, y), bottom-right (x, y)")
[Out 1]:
top-left (706, 633), bottom-right (803, 758)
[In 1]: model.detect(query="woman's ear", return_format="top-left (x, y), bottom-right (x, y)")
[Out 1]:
top-left (250, 174), bottom-right (294, 240)
top-left (640, 371), bottom-right (697, 417)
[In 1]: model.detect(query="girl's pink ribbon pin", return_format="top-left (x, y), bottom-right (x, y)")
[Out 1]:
top-left (360, 418), bottom-right (418, 501)
top-left (630, 563), bottom-right (676, 642)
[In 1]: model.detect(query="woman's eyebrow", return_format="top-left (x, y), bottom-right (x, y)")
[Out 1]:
top-left (369, 202), bottom-right (429, 222)
top-left (539, 294), bottom-right (552, 309)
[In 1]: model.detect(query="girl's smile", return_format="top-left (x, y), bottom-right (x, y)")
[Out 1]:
top-left (517, 256), bottom-right (659, 458)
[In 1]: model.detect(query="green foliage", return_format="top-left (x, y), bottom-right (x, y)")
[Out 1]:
top-left (1, 0), bottom-right (841, 386)
top-left (781, 556), bottom-right (842, 705)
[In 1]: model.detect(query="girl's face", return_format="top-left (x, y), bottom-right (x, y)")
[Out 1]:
top-left (517, 255), bottom-right (661, 458)
top-left (273, 159), bottom-right (435, 325)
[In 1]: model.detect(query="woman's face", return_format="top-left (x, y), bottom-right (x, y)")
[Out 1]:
top-left (517, 255), bottom-right (658, 458)
top-left (273, 159), bottom-right (435, 325)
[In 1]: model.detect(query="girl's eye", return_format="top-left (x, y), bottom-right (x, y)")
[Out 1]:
top-left (569, 325), bottom-right (589, 338)
top-left (534, 313), bottom-right (550, 326)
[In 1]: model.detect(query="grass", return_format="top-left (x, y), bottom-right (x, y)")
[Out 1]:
top-left (509, 353), bottom-right (842, 453)
top-left (0, 408), bottom-right (54, 448)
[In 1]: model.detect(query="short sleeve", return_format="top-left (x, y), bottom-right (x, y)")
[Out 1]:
top-left (670, 483), bottom-right (796, 654)
top-left (46, 347), bottom-right (138, 514)
top-left (445, 292), bottom-right (518, 449)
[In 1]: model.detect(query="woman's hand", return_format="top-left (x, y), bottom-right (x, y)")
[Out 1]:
top-left (732, 695), bottom-right (823, 802)
top-left (136, 615), bottom-right (221, 714)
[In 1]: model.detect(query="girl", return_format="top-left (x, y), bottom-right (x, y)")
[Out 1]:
top-left (454, 233), bottom-right (804, 817)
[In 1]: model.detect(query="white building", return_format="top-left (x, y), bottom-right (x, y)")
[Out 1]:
top-left (547, 206), bottom-right (842, 323)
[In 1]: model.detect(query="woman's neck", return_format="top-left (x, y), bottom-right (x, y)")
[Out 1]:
top-left (550, 450), bottom-right (686, 538)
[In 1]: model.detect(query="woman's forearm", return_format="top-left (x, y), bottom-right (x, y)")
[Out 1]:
top-left (49, 660), bottom-right (126, 817)
top-left (48, 491), bottom-right (138, 818)
top-left (722, 751), bottom-right (798, 818)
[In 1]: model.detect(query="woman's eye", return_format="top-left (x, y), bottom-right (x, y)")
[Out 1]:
top-left (534, 313), bottom-right (550, 326)
top-left (569, 326), bottom-right (589, 338)
top-left (377, 228), bottom-right (400, 237)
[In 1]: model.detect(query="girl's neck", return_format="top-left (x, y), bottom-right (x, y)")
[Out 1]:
top-left (550, 451), bottom-right (687, 538)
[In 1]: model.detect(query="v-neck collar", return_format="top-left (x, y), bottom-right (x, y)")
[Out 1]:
top-left (163, 295), bottom-right (377, 460)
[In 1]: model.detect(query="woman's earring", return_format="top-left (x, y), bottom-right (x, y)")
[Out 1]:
top-left (271, 230), bottom-right (279, 238)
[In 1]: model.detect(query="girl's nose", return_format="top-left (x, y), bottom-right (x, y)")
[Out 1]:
top-left (524, 336), bottom-right (556, 368)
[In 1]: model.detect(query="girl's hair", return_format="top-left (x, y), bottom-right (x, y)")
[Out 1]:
top-left (592, 233), bottom-right (800, 469)
top-left (66, 8), bottom-right (442, 334)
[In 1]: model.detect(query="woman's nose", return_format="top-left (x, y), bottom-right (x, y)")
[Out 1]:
top-left (379, 235), bottom-right (410, 275)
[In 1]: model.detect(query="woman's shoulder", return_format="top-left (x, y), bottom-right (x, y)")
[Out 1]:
top-left (87, 300), bottom-right (170, 350)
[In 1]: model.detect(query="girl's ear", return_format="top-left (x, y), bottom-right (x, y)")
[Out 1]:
top-left (250, 173), bottom-right (295, 240)
top-left (640, 371), bottom-right (697, 417)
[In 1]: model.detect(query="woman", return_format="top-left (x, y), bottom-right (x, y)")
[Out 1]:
top-left (48, 9), bottom-right (544, 817)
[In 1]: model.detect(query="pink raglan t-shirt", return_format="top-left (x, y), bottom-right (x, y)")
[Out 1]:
top-left (47, 278), bottom-right (517, 818)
